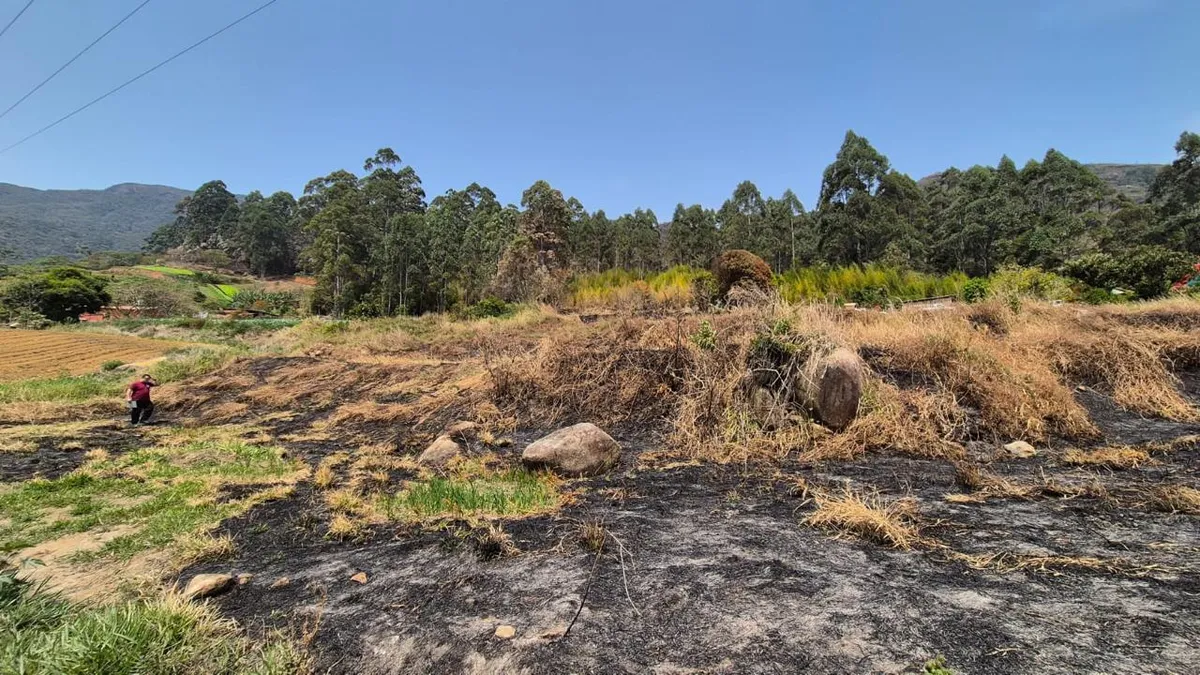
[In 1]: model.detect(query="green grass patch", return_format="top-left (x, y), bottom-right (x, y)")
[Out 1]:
top-left (198, 284), bottom-right (240, 305)
top-left (134, 265), bottom-right (195, 277)
top-left (0, 570), bottom-right (308, 674)
top-left (381, 467), bottom-right (561, 520)
top-left (0, 440), bottom-right (302, 558)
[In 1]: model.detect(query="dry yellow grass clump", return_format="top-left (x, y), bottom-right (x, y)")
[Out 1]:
top-left (1150, 485), bottom-right (1200, 514)
top-left (803, 487), bottom-right (921, 549)
top-left (1062, 446), bottom-right (1152, 469)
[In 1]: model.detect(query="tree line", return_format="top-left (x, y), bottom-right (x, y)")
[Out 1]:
top-left (145, 130), bottom-right (1200, 315)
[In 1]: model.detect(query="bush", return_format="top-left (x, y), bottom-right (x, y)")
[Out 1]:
top-left (1061, 247), bottom-right (1193, 300)
top-left (0, 267), bottom-right (110, 322)
top-left (464, 296), bottom-right (514, 319)
top-left (850, 286), bottom-right (893, 309)
top-left (712, 250), bottom-right (773, 298)
top-left (690, 271), bottom-right (718, 310)
top-left (988, 266), bottom-right (1073, 302)
top-left (961, 278), bottom-right (989, 304)
top-left (100, 360), bottom-right (125, 372)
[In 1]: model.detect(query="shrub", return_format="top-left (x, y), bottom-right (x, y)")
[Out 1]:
top-left (691, 271), bottom-right (718, 310)
top-left (850, 286), bottom-right (893, 309)
top-left (0, 267), bottom-right (110, 322)
top-left (712, 250), bottom-right (773, 298)
top-left (988, 266), bottom-right (1073, 302)
top-left (229, 289), bottom-right (300, 316)
top-left (100, 360), bottom-right (125, 372)
top-left (690, 320), bottom-right (717, 350)
top-left (1061, 247), bottom-right (1193, 300)
top-left (464, 296), bottom-right (514, 319)
top-left (961, 278), bottom-right (989, 304)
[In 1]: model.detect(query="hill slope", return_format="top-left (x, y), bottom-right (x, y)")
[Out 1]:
top-left (0, 183), bottom-right (189, 261)
top-left (1083, 163), bottom-right (1164, 202)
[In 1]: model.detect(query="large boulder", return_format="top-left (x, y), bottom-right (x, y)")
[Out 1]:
top-left (418, 435), bottom-right (464, 466)
top-left (797, 348), bottom-right (863, 430)
top-left (522, 423), bottom-right (620, 476)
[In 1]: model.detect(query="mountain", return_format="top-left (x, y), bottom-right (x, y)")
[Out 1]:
top-left (918, 163), bottom-right (1165, 203)
top-left (1082, 164), bottom-right (1164, 202)
top-left (0, 183), bottom-right (189, 261)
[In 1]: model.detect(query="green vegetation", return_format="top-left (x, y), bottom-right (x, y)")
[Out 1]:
top-left (0, 569), bottom-right (307, 674)
top-left (0, 438), bottom-right (301, 558)
top-left (0, 268), bottom-right (110, 323)
top-left (381, 467), bottom-right (560, 520)
top-left (135, 265), bottom-right (196, 277)
top-left (776, 265), bottom-right (967, 304)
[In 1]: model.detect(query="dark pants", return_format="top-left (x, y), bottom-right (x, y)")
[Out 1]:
top-left (131, 399), bottom-right (154, 425)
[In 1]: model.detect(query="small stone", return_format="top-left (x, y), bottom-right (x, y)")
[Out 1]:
top-left (418, 435), bottom-right (464, 466)
top-left (1003, 440), bottom-right (1037, 458)
top-left (269, 577), bottom-right (290, 589)
top-left (494, 625), bottom-right (516, 639)
top-left (183, 573), bottom-right (235, 600)
top-left (350, 571), bottom-right (368, 584)
top-left (236, 573), bottom-right (254, 585)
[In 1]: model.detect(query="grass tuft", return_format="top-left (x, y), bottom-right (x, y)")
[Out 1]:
top-left (803, 487), bottom-right (920, 549)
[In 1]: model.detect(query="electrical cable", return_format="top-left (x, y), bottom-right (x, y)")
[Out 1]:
top-left (0, 0), bottom-right (153, 121)
top-left (0, 0), bottom-right (280, 155)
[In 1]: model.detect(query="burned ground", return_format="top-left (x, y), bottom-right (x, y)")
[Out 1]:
top-left (184, 436), bottom-right (1200, 674)
top-left (7, 304), bottom-right (1200, 673)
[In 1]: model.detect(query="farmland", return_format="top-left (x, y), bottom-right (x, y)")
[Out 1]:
top-left (0, 330), bottom-right (186, 381)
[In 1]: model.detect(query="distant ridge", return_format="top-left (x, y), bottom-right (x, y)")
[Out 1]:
top-left (1083, 163), bottom-right (1164, 202)
top-left (0, 182), bottom-right (189, 261)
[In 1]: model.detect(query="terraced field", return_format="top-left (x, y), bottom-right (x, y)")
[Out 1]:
top-left (0, 330), bottom-right (184, 380)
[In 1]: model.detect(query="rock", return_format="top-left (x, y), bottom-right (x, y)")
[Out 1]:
top-left (183, 573), bottom-right (234, 600)
top-left (443, 420), bottom-right (478, 441)
top-left (522, 423), bottom-right (620, 476)
top-left (236, 573), bottom-right (254, 585)
top-left (1003, 440), bottom-right (1037, 458)
top-left (269, 577), bottom-right (290, 589)
top-left (494, 625), bottom-right (516, 639)
top-left (350, 571), bottom-right (368, 584)
top-left (745, 384), bottom-right (786, 431)
top-left (798, 348), bottom-right (864, 430)
top-left (418, 435), bottom-right (463, 466)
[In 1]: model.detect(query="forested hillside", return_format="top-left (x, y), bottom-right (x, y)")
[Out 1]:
top-left (0, 183), bottom-right (188, 260)
top-left (146, 130), bottom-right (1199, 316)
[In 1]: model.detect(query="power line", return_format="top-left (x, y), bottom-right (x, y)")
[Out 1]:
top-left (0, 0), bottom-right (280, 155)
top-left (0, 0), bottom-right (153, 121)
top-left (0, 0), bottom-right (36, 41)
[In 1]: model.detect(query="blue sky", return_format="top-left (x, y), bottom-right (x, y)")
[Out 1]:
top-left (0, 0), bottom-right (1195, 217)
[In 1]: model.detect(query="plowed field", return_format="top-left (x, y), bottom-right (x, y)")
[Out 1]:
top-left (0, 331), bottom-right (183, 381)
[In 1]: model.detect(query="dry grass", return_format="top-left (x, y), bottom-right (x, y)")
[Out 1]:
top-left (803, 487), bottom-right (921, 549)
top-left (578, 520), bottom-right (607, 553)
top-left (1062, 446), bottom-right (1152, 469)
top-left (473, 521), bottom-right (519, 558)
top-left (326, 514), bottom-right (367, 541)
top-left (1149, 485), bottom-right (1200, 514)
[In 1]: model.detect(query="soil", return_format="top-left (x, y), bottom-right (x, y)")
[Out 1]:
top-left (181, 411), bottom-right (1200, 674)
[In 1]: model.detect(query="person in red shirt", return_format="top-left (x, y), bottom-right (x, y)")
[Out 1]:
top-left (125, 374), bottom-right (159, 427)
